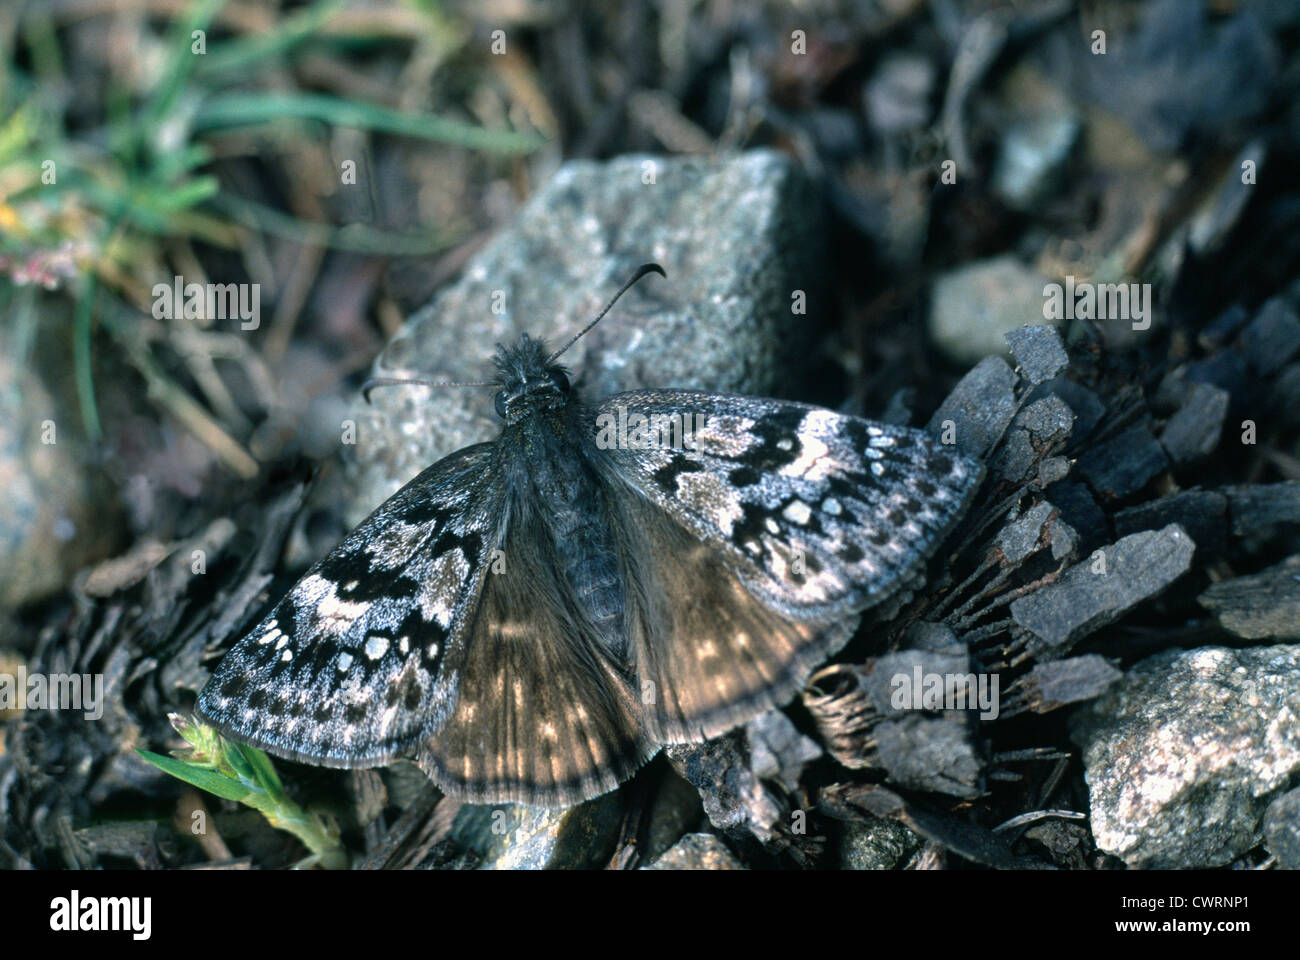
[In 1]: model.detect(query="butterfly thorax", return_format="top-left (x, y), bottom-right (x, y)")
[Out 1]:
top-left (493, 334), bottom-right (629, 660)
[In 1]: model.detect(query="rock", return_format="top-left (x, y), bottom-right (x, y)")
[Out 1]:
top-left (1005, 655), bottom-right (1123, 715)
top-left (0, 354), bottom-right (120, 608)
top-left (1199, 554), bottom-right (1300, 640)
top-left (642, 772), bottom-right (704, 863)
top-left (344, 150), bottom-right (824, 525)
top-left (839, 816), bottom-right (923, 870)
top-left (445, 793), bottom-right (624, 869)
top-left (643, 832), bottom-right (745, 870)
top-left (1223, 481), bottom-right (1300, 536)
top-left (1010, 524), bottom-right (1195, 656)
top-left (865, 649), bottom-right (987, 797)
top-left (864, 54), bottom-right (935, 137)
top-left (928, 256), bottom-right (1052, 366)
top-left (667, 711), bottom-right (822, 850)
top-left (996, 501), bottom-right (1056, 566)
top-left (1239, 295), bottom-right (1300, 376)
top-left (990, 394), bottom-right (1074, 485)
top-left (803, 651), bottom-right (990, 799)
top-left (925, 356), bottom-right (1017, 458)
top-left (1158, 382), bottom-right (1228, 464)
top-left (1004, 324), bottom-right (1070, 385)
top-left (1262, 789), bottom-right (1300, 869)
top-left (1071, 645), bottom-right (1300, 869)
top-left (992, 111), bottom-right (1081, 212)
top-left (1076, 423), bottom-right (1169, 501)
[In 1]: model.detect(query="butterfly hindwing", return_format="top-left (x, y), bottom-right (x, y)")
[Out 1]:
top-left (416, 503), bottom-right (653, 806)
top-left (196, 443), bottom-right (502, 768)
top-left (609, 488), bottom-right (859, 742)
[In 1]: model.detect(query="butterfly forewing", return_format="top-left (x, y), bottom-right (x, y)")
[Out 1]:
top-left (586, 390), bottom-right (984, 619)
top-left (196, 444), bottom-right (502, 768)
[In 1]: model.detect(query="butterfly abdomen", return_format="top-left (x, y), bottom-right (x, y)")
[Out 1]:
top-left (513, 413), bottom-right (630, 660)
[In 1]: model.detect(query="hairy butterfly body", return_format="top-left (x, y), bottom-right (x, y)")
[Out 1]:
top-left (197, 265), bottom-right (983, 806)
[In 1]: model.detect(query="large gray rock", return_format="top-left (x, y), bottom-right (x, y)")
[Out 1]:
top-left (1071, 644), bottom-right (1300, 868)
top-left (343, 150), bottom-right (824, 524)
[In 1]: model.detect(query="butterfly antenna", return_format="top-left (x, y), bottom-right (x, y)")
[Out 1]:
top-left (361, 377), bottom-right (494, 404)
top-left (548, 262), bottom-right (666, 362)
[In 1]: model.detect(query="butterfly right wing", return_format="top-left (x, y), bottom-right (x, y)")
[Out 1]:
top-left (197, 443), bottom-right (502, 769)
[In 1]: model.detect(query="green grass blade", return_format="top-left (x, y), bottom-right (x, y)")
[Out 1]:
top-left (137, 749), bottom-right (252, 802)
top-left (193, 91), bottom-right (543, 153)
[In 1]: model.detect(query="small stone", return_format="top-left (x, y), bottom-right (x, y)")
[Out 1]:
top-left (1159, 382), bottom-right (1229, 464)
top-left (1004, 325), bottom-right (1070, 385)
top-left (991, 394), bottom-right (1075, 484)
top-left (746, 710), bottom-right (823, 793)
top-left (667, 712), bottom-right (821, 851)
top-left (1071, 645), bottom-right (1300, 868)
top-left (992, 111), bottom-right (1082, 212)
top-left (1010, 524), bottom-right (1196, 655)
top-left (1010, 655), bottom-right (1123, 714)
top-left (1262, 789), bottom-right (1300, 869)
top-left (928, 255), bottom-right (1053, 366)
top-left (1199, 554), bottom-right (1300, 640)
top-left (1198, 303), bottom-right (1250, 351)
top-left (925, 356), bottom-right (1017, 458)
top-left (1239, 296), bottom-right (1300, 376)
top-left (839, 817), bottom-right (923, 870)
top-left (865, 649), bottom-right (987, 798)
top-left (446, 793), bottom-right (624, 870)
top-left (1224, 481), bottom-right (1300, 536)
top-left (1077, 423), bottom-right (1169, 501)
top-left (902, 621), bottom-right (962, 653)
top-left (643, 833), bottom-right (745, 870)
top-left (864, 54), bottom-right (935, 136)
top-left (996, 501), bottom-right (1055, 566)
top-left (1047, 515), bottom-right (1080, 562)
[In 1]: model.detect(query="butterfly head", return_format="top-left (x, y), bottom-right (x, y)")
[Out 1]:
top-left (492, 333), bottom-right (572, 423)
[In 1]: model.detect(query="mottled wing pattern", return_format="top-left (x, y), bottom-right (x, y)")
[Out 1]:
top-left (587, 390), bottom-right (983, 741)
top-left (417, 505), bottom-right (653, 806)
top-left (197, 444), bottom-right (501, 768)
top-left (589, 390), bottom-right (983, 618)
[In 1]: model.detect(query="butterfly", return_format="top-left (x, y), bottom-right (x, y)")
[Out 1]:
top-left (196, 263), bottom-right (983, 807)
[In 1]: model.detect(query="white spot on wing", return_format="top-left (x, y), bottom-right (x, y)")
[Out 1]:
top-left (419, 548), bottom-right (471, 628)
top-left (364, 635), bottom-right (389, 660)
top-left (783, 500), bottom-right (812, 525)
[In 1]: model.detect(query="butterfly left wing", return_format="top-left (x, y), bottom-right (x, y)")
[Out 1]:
top-left (587, 390), bottom-right (982, 618)
top-left (196, 443), bottom-right (501, 768)
top-left (584, 390), bottom-right (982, 741)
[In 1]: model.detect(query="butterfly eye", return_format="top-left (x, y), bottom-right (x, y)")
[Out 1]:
top-left (494, 390), bottom-right (508, 418)
top-left (549, 369), bottom-right (570, 393)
